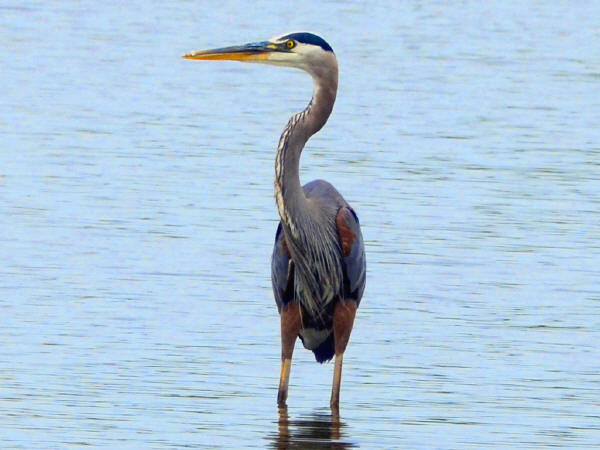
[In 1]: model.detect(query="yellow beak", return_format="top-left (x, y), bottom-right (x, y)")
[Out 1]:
top-left (183, 41), bottom-right (277, 62)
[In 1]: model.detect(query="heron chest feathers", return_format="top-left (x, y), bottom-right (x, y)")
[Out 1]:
top-left (280, 213), bottom-right (344, 321)
top-left (272, 92), bottom-right (345, 321)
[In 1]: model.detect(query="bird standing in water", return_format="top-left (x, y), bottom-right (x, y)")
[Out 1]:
top-left (184, 32), bottom-right (366, 410)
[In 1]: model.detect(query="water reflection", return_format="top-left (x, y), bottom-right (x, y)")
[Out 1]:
top-left (268, 407), bottom-right (357, 449)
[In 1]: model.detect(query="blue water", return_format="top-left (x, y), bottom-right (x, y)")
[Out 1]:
top-left (1, 1), bottom-right (599, 448)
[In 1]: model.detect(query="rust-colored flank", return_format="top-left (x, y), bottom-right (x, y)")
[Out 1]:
top-left (281, 234), bottom-right (291, 257)
top-left (336, 208), bottom-right (356, 257)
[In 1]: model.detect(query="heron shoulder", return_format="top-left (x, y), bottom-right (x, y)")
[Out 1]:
top-left (302, 179), bottom-right (344, 203)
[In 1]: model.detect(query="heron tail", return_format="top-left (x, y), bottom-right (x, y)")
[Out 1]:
top-left (312, 332), bottom-right (334, 363)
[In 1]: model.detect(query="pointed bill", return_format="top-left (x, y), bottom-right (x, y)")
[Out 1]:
top-left (183, 41), bottom-right (278, 62)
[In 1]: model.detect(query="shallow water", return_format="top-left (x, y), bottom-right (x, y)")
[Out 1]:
top-left (1, 1), bottom-right (599, 448)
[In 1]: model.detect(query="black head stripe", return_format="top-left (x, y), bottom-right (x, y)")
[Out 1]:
top-left (280, 32), bottom-right (334, 53)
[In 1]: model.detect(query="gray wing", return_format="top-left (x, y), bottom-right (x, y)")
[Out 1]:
top-left (271, 223), bottom-right (294, 312)
top-left (336, 206), bottom-right (366, 305)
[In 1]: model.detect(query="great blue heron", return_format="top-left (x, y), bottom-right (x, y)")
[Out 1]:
top-left (184, 32), bottom-right (366, 410)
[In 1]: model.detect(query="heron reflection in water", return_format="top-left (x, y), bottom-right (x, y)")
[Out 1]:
top-left (184, 32), bottom-right (366, 410)
top-left (272, 408), bottom-right (356, 449)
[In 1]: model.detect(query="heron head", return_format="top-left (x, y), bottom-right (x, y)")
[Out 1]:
top-left (183, 32), bottom-right (336, 79)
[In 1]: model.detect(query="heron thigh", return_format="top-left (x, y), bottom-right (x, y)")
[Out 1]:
top-left (333, 300), bottom-right (357, 355)
top-left (280, 302), bottom-right (302, 359)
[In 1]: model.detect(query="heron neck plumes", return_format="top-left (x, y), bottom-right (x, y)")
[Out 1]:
top-left (274, 59), bottom-right (338, 234)
top-left (273, 56), bottom-right (341, 319)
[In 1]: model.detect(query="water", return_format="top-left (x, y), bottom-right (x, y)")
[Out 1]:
top-left (1, 1), bottom-right (599, 448)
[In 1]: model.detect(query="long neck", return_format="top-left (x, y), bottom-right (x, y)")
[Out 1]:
top-left (274, 68), bottom-right (338, 236)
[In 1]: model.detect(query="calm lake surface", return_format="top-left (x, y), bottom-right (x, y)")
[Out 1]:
top-left (1, 1), bottom-right (599, 448)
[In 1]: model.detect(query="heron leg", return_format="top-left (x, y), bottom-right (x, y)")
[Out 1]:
top-left (278, 302), bottom-right (302, 406)
top-left (330, 300), bottom-right (357, 410)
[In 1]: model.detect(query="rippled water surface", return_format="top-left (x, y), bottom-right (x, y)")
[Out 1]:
top-left (2, 1), bottom-right (599, 448)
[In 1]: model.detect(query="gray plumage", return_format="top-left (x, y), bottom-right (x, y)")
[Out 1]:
top-left (183, 31), bottom-right (366, 406)
top-left (269, 38), bottom-right (366, 358)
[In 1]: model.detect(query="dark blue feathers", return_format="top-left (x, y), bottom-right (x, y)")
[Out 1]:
top-left (309, 332), bottom-right (334, 363)
top-left (281, 32), bottom-right (334, 53)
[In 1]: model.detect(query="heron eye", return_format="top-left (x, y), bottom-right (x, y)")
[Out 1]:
top-left (286, 40), bottom-right (295, 49)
